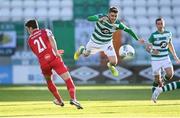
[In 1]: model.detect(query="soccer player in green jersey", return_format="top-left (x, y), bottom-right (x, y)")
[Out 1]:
top-left (146, 18), bottom-right (180, 93)
top-left (74, 7), bottom-right (144, 77)
top-left (152, 81), bottom-right (180, 103)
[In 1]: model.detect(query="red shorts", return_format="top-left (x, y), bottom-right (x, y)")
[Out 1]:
top-left (40, 57), bottom-right (68, 76)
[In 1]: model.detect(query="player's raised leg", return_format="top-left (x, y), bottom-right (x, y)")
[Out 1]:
top-left (105, 44), bottom-right (119, 77)
top-left (107, 56), bottom-right (119, 77)
top-left (152, 81), bottom-right (180, 103)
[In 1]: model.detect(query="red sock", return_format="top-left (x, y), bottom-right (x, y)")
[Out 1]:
top-left (65, 78), bottom-right (76, 100)
top-left (46, 79), bottom-right (62, 103)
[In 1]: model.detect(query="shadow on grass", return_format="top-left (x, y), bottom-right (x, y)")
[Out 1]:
top-left (1, 87), bottom-right (180, 102)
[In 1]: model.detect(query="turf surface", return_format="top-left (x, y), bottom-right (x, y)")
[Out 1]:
top-left (0, 85), bottom-right (180, 118)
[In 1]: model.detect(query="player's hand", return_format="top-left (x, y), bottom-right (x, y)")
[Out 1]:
top-left (99, 16), bottom-right (109, 23)
top-left (145, 43), bottom-right (160, 55)
top-left (138, 38), bottom-right (145, 45)
top-left (145, 43), bottom-right (153, 52)
top-left (56, 53), bottom-right (61, 58)
top-left (58, 50), bottom-right (64, 55)
top-left (174, 56), bottom-right (180, 64)
top-left (55, 50), bottom-right (64, 58)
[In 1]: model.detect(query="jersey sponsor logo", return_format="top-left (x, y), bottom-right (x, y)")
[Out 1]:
top-left (44, 54), bottom-right (51, 61)
top-left (101, 28), bottom-right (110, 34)
top-left (160, 41), bottom-right (168, 48)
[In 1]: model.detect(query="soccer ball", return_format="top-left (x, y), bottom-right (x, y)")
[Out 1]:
top-left (119, 44), bottom-right (135, 60)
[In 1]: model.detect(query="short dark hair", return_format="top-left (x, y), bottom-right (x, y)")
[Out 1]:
top-left (155, 17), bottom-right (164, 24)
top-left (25, 19), bottom-right (39, 29)
top-left (109, 7), bottom-right (118, 13)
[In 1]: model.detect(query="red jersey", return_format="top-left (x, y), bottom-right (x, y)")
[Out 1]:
top-left (28, 29), bottom-right (56, 65)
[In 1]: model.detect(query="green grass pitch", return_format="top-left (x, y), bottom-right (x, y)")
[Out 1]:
top-left (0, 85), bottom-right (180, 118)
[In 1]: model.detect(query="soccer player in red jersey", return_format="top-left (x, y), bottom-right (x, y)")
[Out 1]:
top-left (25, 19), bottom-right (83, 109)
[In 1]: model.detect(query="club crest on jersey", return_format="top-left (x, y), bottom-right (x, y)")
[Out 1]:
top-left (107, 46), bottom-right (113, 50)
top-left (101, 28), bottom-right (110, 34)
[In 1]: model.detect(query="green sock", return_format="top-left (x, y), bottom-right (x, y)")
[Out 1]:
top-left (80, 48), bottom-right (85, 54)
top-left (162, 81), bottom-right (180, 92)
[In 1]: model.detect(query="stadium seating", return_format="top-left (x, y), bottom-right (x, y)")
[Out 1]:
top-left (164, 17), bottom-right (174, 26)
top-left (172, 0), bottom-right (180, 6)
top-left (177, 27), bottom-right (180, 37)
top-left (134, 0), bottom-right (146, 7)
top-left (59, 7), bottom-right (73, 21)
top-left (147, 7), bottom-right (159, 17)
top-left (122, 7), bottom-right (134, 17)
top-left (11, 0), bottom-right (23, 8)
top-left (146, 0), bottom-right (158, 7)
top-left (122, 0), bottom-right (134, 7)
top-left (172, 7), bottom-right (180, 16)
top-left (136, 17), bottom-right (149, 27)
top-left (135, 7), bottom-right (147, 17)
top-left (36, 0), bottom-right (48, 8)
top-left (159, 0), bottom-right (171, 6)
top-left (0, 8), bottom-right (11, 21)
top-left (36, 8), bottom-right (48, 21)
top-left (11, 8), bottom-right (23, 21)
top-left (23, 8), bottom-right (36, 20)
top-left (48, 0), bottom-right (60, 8)
top-left (0, 0), bottom-right (11, 8)
top-left (24, 0), bottom-right (36, 8)
top-left (159, 7), bottom-right (172, 17)
top-left (48, 8), bottom-right (60, 21)
top-left (109, 0), bottom-right (121, 8)
top-left (0, 0), bottom-right (73, 21)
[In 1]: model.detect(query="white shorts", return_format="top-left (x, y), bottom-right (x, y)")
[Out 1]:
top-left (151, 57), bottom-right (173, 75)
top-left (86, 40), bottom-right (116, 57)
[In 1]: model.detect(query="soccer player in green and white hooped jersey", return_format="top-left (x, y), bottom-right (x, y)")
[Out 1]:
top-left (74, 7), bottom-right (144, 77)
top-left (146, 18), bottom-right (180, 95)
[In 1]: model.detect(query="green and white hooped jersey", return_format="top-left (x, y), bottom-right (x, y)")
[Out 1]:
top-left (148, 30), bottom-right (172, 61)
top-left (91, 14), bottom-right (121, 45)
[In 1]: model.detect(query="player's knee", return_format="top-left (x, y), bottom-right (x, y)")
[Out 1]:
top-left (166, 72), bottom-right (174, 80)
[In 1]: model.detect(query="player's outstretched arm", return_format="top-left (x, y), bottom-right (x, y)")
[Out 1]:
top-left (87, 15), bottom-right (99, 21)
top-left (87, 14), bottom-right (108, 22)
